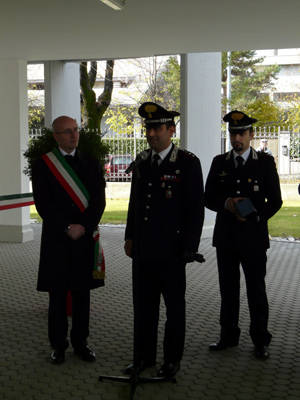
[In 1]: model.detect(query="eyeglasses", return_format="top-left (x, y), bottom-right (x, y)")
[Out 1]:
top-left (55, 127), bottom-right (79, 134)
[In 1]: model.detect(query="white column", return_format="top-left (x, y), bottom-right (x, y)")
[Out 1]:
top-left (181, 53), bottom-right (221, 238)
top-left (0, 59), bottom-right (33, 242)
top-left (44, 61), bottom-right (81, 128)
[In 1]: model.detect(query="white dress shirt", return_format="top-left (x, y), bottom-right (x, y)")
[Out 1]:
top-left (151, 143), bottom-right (173, 166)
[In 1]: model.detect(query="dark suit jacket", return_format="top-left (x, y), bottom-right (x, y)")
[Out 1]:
top-left (32, 149), bottom-right (106, 291)
top-left (125, 144), bottom-right (204, 260)
top-left (205, 148), bottom-right (282, 250)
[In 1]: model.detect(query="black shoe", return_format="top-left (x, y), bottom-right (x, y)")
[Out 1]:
top-left (254, 346), bottom-right (270, 360)
top-left (50, 349), bottom-right (65, 364)
top-left (157, 361), bottom-right (180, 378)
top-left (123, 361), bottom-right (155, 375)
top-left (74, 345), bottom-right (96, 362)
top-left (209, 340), bottom-right (239, 351)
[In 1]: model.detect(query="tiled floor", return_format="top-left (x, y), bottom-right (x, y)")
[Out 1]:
top-left (0, 224), bottom-right (299, 400)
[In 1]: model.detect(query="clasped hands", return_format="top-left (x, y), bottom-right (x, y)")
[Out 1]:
top-left (66, 224), bottom-right (85, 240)
top-left (225, 197), bottom-right (247, 222)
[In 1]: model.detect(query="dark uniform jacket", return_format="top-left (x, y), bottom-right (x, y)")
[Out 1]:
top-left (205, 148), bottom-right (282, 250)
top-left (125, 144), bottom-right (204, 260)
top-left (32, 149), bottom-right (106, 291)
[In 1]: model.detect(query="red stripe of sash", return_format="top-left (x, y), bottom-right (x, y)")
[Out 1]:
top-left (42, 154), bottom-right (85, 212)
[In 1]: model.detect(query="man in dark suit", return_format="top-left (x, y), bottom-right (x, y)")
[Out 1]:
top-left (124, 102), bottom-right (204, 378)
top-left (32, 116), bottom-right (106, 364)
top-left (205, 110), bottom-right (282, 360)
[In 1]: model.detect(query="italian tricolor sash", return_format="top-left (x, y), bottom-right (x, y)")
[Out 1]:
top-left (0, 193), bottom-right (34, 211)
top-left (42, 148), bottom-right (105, 280)
top-left (42, 148), bottom-right (90, 212)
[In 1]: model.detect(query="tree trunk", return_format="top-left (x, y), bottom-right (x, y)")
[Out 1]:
top-left (80, 60), bottom-right (114, 132)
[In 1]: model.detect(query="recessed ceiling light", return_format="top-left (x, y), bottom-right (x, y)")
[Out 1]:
top-left (100, 0), bottom-right (125, 10)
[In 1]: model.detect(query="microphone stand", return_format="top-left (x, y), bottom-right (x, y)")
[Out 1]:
top-left (99, 367), bottom-right (176, 400)
top-left (98, 254), bottom-right (205, 399)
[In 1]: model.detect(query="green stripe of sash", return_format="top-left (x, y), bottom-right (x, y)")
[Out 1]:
top-left (52, 148), bottom-right (90, 201)
top-left (0, 193), bottom-right (33, 201)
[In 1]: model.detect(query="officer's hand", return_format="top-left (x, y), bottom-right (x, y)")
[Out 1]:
top-left (225, 197), bottom-right (236, 214)
top-left (182, 251), bottom-right (195, 263)
top-left (232, 197), bottom-right (247, 222)
top-left (124, 239), bottom-right (133, 258)
top-left (182, 251), bottom-right (205, 264)
top-left (67, 224), bottom-right (85, 240)
top-left (225, 197), bottom-right (246, 222)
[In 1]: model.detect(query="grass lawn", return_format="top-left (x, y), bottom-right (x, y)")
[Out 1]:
top-left (268, 200), bottom-right (300, 238)
top-left (30, 198), bottom-right (129, 225)
top-left (30, 199), bottom-right (300, 238)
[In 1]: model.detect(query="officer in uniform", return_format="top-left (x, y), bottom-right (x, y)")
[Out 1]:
top-left (205, 110), bottom-right (282, 359)
top-left (124, 102), bottom-right (204, 377)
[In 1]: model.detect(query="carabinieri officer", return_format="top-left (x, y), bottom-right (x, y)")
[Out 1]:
top-left (205, 110), bottom-right (282, 360)
top-left (124, 102), bottom-right (204, 378)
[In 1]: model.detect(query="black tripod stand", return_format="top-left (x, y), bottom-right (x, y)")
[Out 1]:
top-left (99, 254), bottom-right (205, 399)
top-left (99, 368), bottom-right (176, 400)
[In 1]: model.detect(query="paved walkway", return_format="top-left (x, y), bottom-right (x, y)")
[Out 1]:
top-left (0, 224), bottom-right (300, 400)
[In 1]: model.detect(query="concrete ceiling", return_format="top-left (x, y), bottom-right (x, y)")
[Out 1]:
top-left (1, 0), bottom-right (300, 62)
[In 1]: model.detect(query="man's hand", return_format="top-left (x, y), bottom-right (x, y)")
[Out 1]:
top-left (67, 224), bottom-right (86, 240)
top-left (225, 197), bottom-right (247, 222)
top-left (124, 239), bottom-right (133, 258)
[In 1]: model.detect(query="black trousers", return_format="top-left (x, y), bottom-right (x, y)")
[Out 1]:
top-left (48, 288), bottom-right (90, 350)
top-left (132, 256), bottom-right (186, 365)
top-left (216, 246), bottom-right (272, 346)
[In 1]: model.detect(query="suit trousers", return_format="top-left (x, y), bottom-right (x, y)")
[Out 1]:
top-left (216, 246), bottom-right (272, 346)
top-left (132, 256), bottom-right (186, 365)
top-left (48, 288), bottom-right (90, 350)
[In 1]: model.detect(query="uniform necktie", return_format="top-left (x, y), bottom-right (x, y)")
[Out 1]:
top-left (236, 156), bottom-right (244, 169)
top-left (152, 154), bottom-right (160, 170)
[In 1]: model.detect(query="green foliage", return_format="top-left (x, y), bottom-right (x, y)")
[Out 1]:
top-left (28, 106), bottom-right (45, 129)
top-left (161, 56), bottom-right (180, 110)
top-left (290, 134), bottom-right (300, 160)
top-left (243, 97), bottom-right (283, 127)
top-left (222, 50), bottom-right (280, 117)
top-left (28, 83), bottom-right (45, 129)
top-left (23, 128), bottom-right (109, 179)
top-left (106, 106), bottom-right (137, 136)
top-left (282, 100), bottom-right (300, 127)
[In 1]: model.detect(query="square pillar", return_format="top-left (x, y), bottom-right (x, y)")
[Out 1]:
top-left (180, 53), bottom-right (222, 238)
top-left (0, 59), bottom-right (33, 242)
top-left (44, 61), bottom-right (81, 128)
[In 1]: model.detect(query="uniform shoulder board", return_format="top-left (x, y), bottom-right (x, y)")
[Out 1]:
top-left (225, 150), bottom-right (232, 160)
top-left (181, 149), bottom-right (197, 158)
top-left (136, 149), bottom-right (150, 161)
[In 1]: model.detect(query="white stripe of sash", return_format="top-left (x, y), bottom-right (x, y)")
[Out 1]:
top-left (0, 196), bottom-right (33, 207)
top-left (46, 152), bottom-right (89, 209)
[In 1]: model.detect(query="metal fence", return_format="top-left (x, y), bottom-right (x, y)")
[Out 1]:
top-left (28, 129), bottom-right (179, 182)
top-left (222, 127), bottom-right (300, 177)
top-left (29, 127), bottom-right (300, 179)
